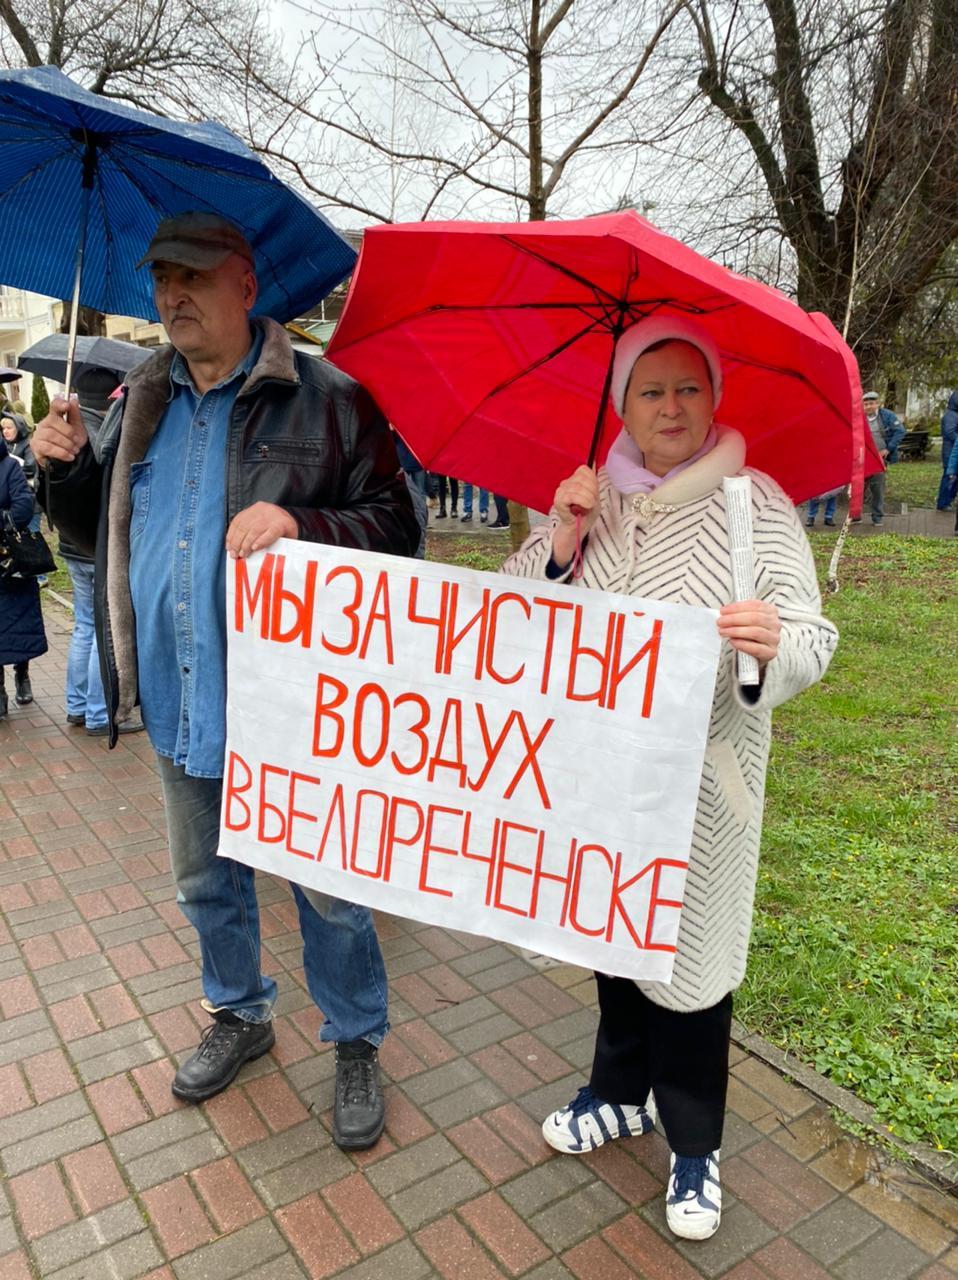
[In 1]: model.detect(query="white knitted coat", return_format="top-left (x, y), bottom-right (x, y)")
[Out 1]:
top-left (502, 429), bottom-right (838, 1011)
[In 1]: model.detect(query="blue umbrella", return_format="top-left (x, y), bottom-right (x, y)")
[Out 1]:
top-left (0, 66), bottom-right (356, 361)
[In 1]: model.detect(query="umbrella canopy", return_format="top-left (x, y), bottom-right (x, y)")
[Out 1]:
top-left (0, 368), bottom-right (20, 384)
top-left (327, 211), bottom-right (879, 512)
top-left (16, 333), bottom-right (150, 384)
top-left (0, 66), bottom-right (356, 324)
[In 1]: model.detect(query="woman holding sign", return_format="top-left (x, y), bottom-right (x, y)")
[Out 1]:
top-left (503, 316), bottom-right (838, 1242)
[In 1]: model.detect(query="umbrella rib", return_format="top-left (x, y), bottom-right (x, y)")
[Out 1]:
top-left (412, 313), bottom-right (610, 471)
top-left (471, 315), bottom-right (609, 404)
top-left (0, 141), bottom-right (75, 199)
top-left (498, 236), bottom-right (629, 308)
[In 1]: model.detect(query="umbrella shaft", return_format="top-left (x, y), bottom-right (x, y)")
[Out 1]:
top-left (587, 312), bottom-right (629, 467)
top-left (63, 177), bottom-right (93, 398)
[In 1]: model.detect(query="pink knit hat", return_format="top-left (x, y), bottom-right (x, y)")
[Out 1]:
top-left (610, 316), bottom-right (723, 418)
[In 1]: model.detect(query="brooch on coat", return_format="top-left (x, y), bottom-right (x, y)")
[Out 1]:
top-left (631, 493), bottom-right (679, 518)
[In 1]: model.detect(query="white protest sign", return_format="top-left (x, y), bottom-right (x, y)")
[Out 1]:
top-left (220, 541), bottom-right (720, 983)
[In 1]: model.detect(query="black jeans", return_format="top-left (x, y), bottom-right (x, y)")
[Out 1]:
top-left (589, 973), bottom-right (732, 1156)
top-left (436, 475), bottom-right (458, 513)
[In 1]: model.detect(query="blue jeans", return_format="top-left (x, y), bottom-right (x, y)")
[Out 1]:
top-left (936, 470), bottom-right (957, 510)
top-left (64, 559), bottom-right (107, 729)
top-left (806, 494), bottom-right (837, 523)
top-left (404, 466), bottom-right (427, 496)
top-left (156, 756), bottom-right (389, 1043)
top-left (462, 485), bottom-right (488, 516)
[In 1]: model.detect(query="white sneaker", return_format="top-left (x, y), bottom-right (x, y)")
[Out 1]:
top-left (542, 1085), bottom-right (656, 1154)
top-left (666, 1150), bottom-right (721, 1240)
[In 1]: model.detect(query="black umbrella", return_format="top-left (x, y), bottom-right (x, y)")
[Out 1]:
top-left (0, 367), bottom-right (20, 384)
top-left (17, 334), bottom-right (150, 385)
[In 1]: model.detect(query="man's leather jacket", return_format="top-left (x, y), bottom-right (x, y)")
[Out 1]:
top-left (43, 317), bottom-right (419, 742)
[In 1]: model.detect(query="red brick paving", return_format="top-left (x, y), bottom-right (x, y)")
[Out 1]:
top-left (192, 1157), bottom-right (267, 1234)
top-left (0, 614), bottom-right (955, 1280)
top-left (277, 1195), bottom-right (359, 1277)
top-left (459, 1190), bottom-right (551, 1275)
top-left (322, 1172), bottom-right (405, 1254)
top-left (131, 1059), bottom-right (184, 1118)
top-left (22, 1047), bottom-right (76, 1103)
top-left (0, 1252), bottom-right (33, 1280)
top-left (87, 1073), bottom-right (152, 1134)
top-left (62, 1143), bottom-right (128, 1214)
top-left (447, 1117), bottom-right (529, 1185)
top-left (204, 1087), bottom-right (271, 1148)
top-left (416, 1215), bottom-right (506, 1279)
top-left (141, 1178), bottom-right (216, 1258)
top-left (8, 1164), bottom-right (76, 1240)
top-left (88, 982), bottom-right (140, 1027)
top-left (564, 1236), bottom-right (646, 1280)
top-left (48, 993), bottom-right (100, 1040)
top-left (753, 1237), bottom-right (835, 1280)
top-left (0, 1064), bottom-right (31, 1117)
top-left (245, 1071), bottom-right (310, 1132)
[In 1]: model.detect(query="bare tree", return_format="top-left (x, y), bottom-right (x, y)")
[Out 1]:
top-left (245, 0), bottom-right (688, 540)
top-left (0, 0), bottom-right (286, 116)
top-left (883, 244), bottom-right (958, 406)
top-left (248, 0), bottom-right (689, 224)
top-left (684, 0), bottom-right (958, 384)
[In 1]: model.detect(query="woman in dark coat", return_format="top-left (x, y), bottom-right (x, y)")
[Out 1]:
top-left (0, 432), bottom-right (47, 717)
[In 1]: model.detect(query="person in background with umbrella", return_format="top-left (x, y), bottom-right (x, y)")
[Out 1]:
top-left (32, 211), bottom-right (419, 1150)
top-left (62, 368), bottom-right (144, 737)
top-left (503, 317), bottom-right (838, 1242)
top-left (0, 428), bottom-right (47, 717)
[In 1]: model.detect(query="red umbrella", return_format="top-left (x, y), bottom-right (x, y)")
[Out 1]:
top-left (326, 210), bottom-right (880, 514)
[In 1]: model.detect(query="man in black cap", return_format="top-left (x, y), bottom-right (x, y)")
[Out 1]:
top-left (33, 211), bottom-right (419, 1150)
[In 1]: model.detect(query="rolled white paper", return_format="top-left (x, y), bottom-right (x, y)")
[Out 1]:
top-left (722, 474), bottom-right (760, 686)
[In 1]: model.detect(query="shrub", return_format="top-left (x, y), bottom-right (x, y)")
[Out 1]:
top-left (30, 375), bottom-right (50, 424)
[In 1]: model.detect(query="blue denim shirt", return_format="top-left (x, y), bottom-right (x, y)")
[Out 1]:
top-left (128, 330), bottom-right (262, 778)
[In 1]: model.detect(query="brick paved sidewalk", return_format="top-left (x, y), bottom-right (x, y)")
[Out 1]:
top-left (0, 604), bottom-right (955, 1280)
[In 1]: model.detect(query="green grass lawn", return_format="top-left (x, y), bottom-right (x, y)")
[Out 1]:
top-left (799, 458), bottom-right (946, 515)
top-left (741, 534), bottom-right (957, 1155)
top-left (429, 526), bottom-right (958, 1156)
top-left (884, 458), bottom-right (946, 511)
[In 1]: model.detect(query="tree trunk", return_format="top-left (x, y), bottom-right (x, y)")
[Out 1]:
top-left (507, 501), bottom-right (530, 550)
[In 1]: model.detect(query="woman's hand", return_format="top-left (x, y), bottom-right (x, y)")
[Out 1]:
top-left (717, 599), bottom-right (781, 665)
top-left (552, 465), bottom-right (599, 569)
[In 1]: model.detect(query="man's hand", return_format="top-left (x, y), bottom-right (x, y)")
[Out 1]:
top-left (225, 502), bottom-right (298, 559)
top-left (32, 398), bottom-right (88, 467)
